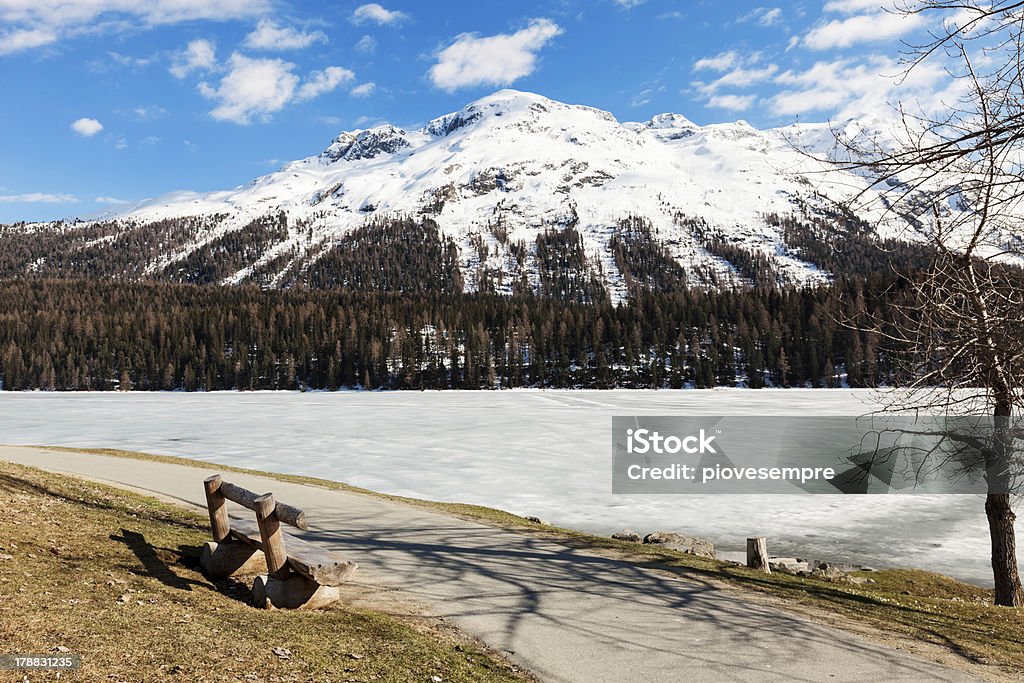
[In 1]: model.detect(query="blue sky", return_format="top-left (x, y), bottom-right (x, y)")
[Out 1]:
top-left (0, 1), bottom-right (955, 222)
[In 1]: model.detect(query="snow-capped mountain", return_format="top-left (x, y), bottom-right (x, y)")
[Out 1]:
top-left (6, 90), bottom-right (922, 300)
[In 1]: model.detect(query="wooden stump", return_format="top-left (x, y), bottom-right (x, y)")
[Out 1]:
top-left (746, 537), bottom-right (771, 573)
top-left (200, 541), bottom-right (267, 578)
top-left (251, 574), bottom-right (340, 610)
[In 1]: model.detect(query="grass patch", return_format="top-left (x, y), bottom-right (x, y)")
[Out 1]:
top-left (0, 460), bottom-right (531, 683)
top-left (15, 445), bottom-right (1024, 679)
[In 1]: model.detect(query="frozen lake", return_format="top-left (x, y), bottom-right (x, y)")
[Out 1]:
top-left (0, 389), bottom-right (1009, 585)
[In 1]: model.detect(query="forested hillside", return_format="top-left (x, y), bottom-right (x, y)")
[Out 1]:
top-left (0, 209), bottom-right (940, 391)
top-left (0, 276), bottom-right (901, 391)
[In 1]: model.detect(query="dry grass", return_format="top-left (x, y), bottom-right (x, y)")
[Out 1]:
top-left (0, 460), bottom-right (532, 683)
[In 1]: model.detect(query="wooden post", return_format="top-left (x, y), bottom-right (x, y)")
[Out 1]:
top-left (747, 537), bottom-right (771, 573)
top-left (203, 475), bottom-right (230, 543)
top-left (254, 493), bottom-right (290, 580)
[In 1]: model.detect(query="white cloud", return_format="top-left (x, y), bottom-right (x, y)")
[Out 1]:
top-left (133, 105), bottom-right (166, 119)
top-left (0, 192), bottom-right (78, 203)
top-left (200, 55), bottom-right (355, 124)
top-left (772, 87), bottom-right (848, 115)
top-left (95, 195), bottom-right (131, 205)
top-left (693, 51), bottom-right (738, 73)
top-left (0, 27), bottom-right (57, 54)
top-left (739, 7), bottom-right (783, 27)
top-left (629, 87), bottom-right (658, 108)
top-left (107, 51), bottom-right (152, 68)
top-left (707, 94), bottom-right (757, 111)
top-left (823, 0), bottom-right (893, 13)
top-left (700, 63), bottom-right (778, 93)
top-left (691, 52), bottom-right (777, 109)
top-left (429, 18), bottom-right (563, 92)
top-left (770, 55), bottom-right (954, 118)
top-left (170, 39), bottom-right (217, 79)
top-left (350, 82), bottom-right (376, 98)
top-left (71, 117), bottom-right (103, 136)
top-left (804, 9), bottom-right (924, 50)
top-left (297, 66), bottom-right (355, 101)
top-left (201, 54), bottom-right (298, 123)
top-left (350, 3), bottom-right (408, 26)
top-left (243, 20), bottom-right (327, 51)
top-left (355, 34), bottom-right (376, 53)
top-left (0, 0), bottom-right (270, 55)
top-left (757, 8), bottom-right (782, 26)
top-left (614, 0), bottom-right (646, 7)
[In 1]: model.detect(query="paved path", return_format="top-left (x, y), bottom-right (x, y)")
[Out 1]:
top-left (0, 446), bottom-right (977, 682)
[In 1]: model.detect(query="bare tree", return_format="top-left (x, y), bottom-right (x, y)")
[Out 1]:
top-left (830, 1), bottom-right (1024, 605)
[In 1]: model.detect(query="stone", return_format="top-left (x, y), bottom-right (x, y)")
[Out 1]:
top-left (809, 566), bottom-right (850, 583)
top-left (611, 530), bottom-right (642, 543)
top-left (200, 541), bottom-right (267, 578)
top-left (642, 531), bottom-right (715, 558)
top-left (252, 574), bottom-right (340, 610)
top-left (768, 557), bottom-right (810, 574)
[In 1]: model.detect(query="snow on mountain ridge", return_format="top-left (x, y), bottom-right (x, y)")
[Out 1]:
top-left (98, 90), bottom-right (918, 298)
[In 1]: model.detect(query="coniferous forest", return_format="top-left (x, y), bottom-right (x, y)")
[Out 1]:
top-left (0, 214), bottom-right (932, 391)
top-left (0, 276), bottom-right (905, 391)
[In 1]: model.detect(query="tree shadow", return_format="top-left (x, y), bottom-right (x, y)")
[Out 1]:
top-left (291, 510), bottom-right (975, 681)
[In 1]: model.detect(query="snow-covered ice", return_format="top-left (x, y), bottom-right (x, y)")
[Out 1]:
top-left (0, 388), bottom-right (1006, 585)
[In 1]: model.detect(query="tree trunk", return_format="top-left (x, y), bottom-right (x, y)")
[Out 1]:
top-left (988, 398), bottom-right (1023, 607)
top-left (986, 493), bottom-right (1024, 606)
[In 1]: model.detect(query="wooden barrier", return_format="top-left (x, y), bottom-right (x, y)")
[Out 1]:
top-left (199, 474), bottom-right (357, 609)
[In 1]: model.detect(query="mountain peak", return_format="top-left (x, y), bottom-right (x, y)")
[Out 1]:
top-left (84, 89), bottom-right (922, 299)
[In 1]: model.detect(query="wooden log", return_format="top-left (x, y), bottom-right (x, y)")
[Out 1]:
top-left (220, 481), bottom-right (264, 511)
top-left (746, 537), bottom-right (771, 574)
top-left (199, 541), bottom-right (267, 578)
top-left (254, 493), bottom-right (290, 580)
top-left (252, 574), bottom-right (340, 610)
top-left (273, 501), bottom-right (307, 530)
top-left (219, 481), bottom-right (308, 530)
top-left (228, 519), bottom-right (358, 586)
top-left (203, 475), bottom-right (230, 543)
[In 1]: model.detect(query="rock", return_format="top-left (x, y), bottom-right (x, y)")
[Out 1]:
top-left (523, 516), bottom-right (547, 525)
top-left (810, 566), bottom-right (851, 583)
top-left (611, 530), bottom-right (642, 543)
top-left (642, 532), bottom-right (715, 558)
top-left (768, 557), bottom-right (810, 574)
top-left (859, 566), bottom-right (876, 572)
